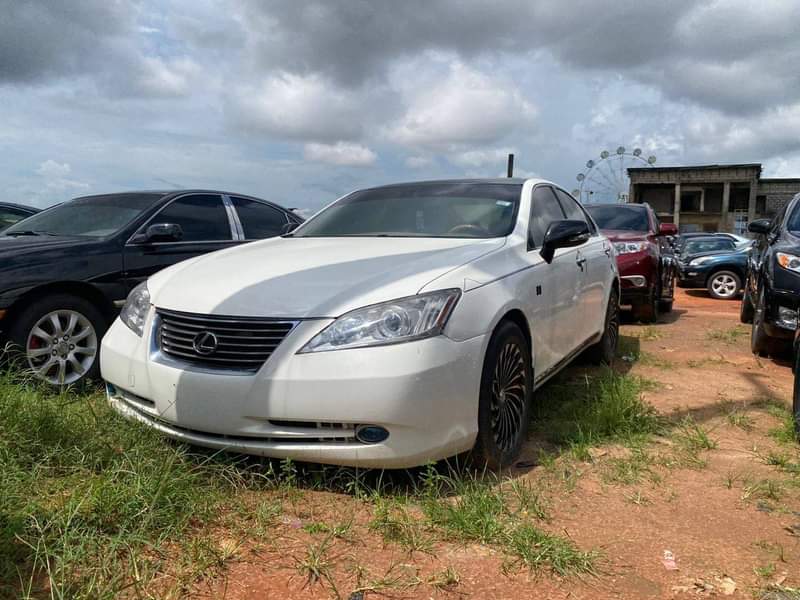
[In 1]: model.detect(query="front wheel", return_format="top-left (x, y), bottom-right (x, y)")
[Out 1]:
top-left (586, 289), bottom-right (620, 365)
top-left (633, 289), bottom-right (659, 323)
top-left (793, 351), bottom-right (800, 439)
top-left (740, 279), bottom-right (755, 323)
top-left (751, 287), bottom-right (778, 357)
top-left (707, 270), bottom-right (741, 300)
top-left (7, 294), bottom-right (106, 386)
top-left (472, 321), bottom-right (533, 470)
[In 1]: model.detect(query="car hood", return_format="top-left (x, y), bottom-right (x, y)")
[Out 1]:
top-left (598, 230), bottom-right (649, 242)
top-left (0, 235), bottom-right (98, 263)
top-left (149, 236), bottom-right (506, 318)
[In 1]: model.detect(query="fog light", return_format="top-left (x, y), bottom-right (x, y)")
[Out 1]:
top-left (777, 306), bottom-right (798, 330)
top-left (355, 425), bottom-right (389, 444)
top-left (622, 275), bottom-right (647, 287)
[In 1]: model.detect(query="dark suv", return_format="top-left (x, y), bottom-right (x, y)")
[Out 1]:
top-left (585, 203), bottom-right (677, 322)
top-left (741, 192), bottom-right (800, 356)
top-left (0, 190), bottom-right (302, 385)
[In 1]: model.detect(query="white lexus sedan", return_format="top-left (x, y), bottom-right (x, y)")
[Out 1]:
top-left (101, 179), bottom-right (619, 469)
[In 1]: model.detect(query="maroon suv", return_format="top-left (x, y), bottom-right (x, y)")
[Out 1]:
top-left (585, 203), bottom-right (678, 322)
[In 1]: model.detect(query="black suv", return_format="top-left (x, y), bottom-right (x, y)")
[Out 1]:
top-left (741, 192), bottom-right (800, 356)
top-left (0, 190), bottom-right (302, 385)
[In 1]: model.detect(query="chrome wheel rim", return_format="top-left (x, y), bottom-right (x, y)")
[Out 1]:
top-left (26, 310), bottom-right (97, 385)
top-left (711, 274), bottom-right (738, 298)
top-left (490, 341), bottom-right (527, 453)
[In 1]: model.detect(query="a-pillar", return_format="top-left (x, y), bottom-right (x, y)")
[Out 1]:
top-left (673, 182), bottom-right (681, 228)
top-left (721, 181), bottom-right (731, 232)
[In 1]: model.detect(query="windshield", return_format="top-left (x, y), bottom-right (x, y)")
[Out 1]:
top-left (683, 238), bottom-right (735, 255)
top-left (294, 182), bottom-right (522, 238)
top-left (585, 205), bottom-right (649, 232)
top-left (3, 193), bottom-right (164, 238)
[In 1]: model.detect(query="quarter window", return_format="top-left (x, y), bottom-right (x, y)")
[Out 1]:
top-left (553, 188), bottom-right (594, 233)
top-left (153, 194), bottom-right (231, 241)
top-left (529, 186), bottom-right (566, 248)
top-left (230, 197), bottom-right (288, 239)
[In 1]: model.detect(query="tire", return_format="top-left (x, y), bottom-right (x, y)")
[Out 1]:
top-left (7, 294), bottom-right (107, 387)
top-left (658, 299), bottom-right (674, 313)
top-left (707, 270), bottom-right (741, 300)
top-left (751, 287), bottom-right (779, 357)
top-left (633, 289), bottom-right (659, 323)
top-left (586, 289), bottom-right (620, 365)
top-left (472, 321), bottom-right (533, 470)
top-left (793, 351), bottom-right (800, 439)
top-left (740, 279), bottom-right (755, 324)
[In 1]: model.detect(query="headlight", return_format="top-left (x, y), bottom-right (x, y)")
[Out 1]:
top-left (614, 241), bottom-right (647, 255)
top-left (689, 256), bottom-right (715, 267)
top-left (776, 252), bottom-right (800, 273)
top-left (299, 289), bottom-right (461, 353)
top-left (120, 282), bottom-right (151, 337)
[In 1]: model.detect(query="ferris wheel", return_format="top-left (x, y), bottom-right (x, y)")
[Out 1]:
top-left (572, 146), bottom-right (656, 204)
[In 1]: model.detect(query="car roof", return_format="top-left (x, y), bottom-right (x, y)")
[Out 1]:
top-left (356, 178), bottom-right (539, 192)
top-left (0, 201), bottom-right (38, 212)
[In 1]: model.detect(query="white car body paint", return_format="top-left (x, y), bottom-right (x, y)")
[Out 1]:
top-left (101, 178), bottom-right (619, 468)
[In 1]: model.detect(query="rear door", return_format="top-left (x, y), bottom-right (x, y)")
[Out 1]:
top-left (552, 187), bottom-right (609, 342)
top-left (228, 196), bottom-right (291, 240)
top-left (122, 193), bottom-right (239, 291)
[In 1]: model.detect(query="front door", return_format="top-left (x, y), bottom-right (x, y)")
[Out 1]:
top-left (122, 193), bottom-right (240, 292)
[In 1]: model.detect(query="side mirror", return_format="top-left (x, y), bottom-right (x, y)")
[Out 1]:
top-left (140, 223), bottom-right (183, 243)
top-left (281, 221), bottom-right (300, 235)
top-left (748, 219), bottom-right (771, 235)
top-left (540, 220), bottom-right (590, 264)
top-left (658, 223), bottom-right (678, 236)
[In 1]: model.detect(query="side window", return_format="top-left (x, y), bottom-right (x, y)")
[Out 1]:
top-left (0, 209), bottom-right (27, 230)
top-left (230, 197), bottom-right (288, 239)
top-left (529, 186), bottom-right (566, 248)
top-left (553, 188), bottom-right (594, 233)
top-left (152, 194), bottom-right (231, 242)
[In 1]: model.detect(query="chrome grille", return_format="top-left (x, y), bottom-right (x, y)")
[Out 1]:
top-left (156, 308), bottom-right (297, 372)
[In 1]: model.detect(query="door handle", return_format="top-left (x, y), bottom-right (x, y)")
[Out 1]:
top-left (604, 247), bottom-right (612, 257)
top-left (576, 257), bottom-right (587, 271)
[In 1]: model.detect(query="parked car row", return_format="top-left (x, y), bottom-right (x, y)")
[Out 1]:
top-left (0, 190), bottom-right (302, 385)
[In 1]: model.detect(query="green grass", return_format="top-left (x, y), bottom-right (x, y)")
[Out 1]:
top-left (533, 369), bottom-right (663, 453)
top-left (705, 326), bottom-right (748, 344)
top-left (0, 371), bottom-right (275, 599)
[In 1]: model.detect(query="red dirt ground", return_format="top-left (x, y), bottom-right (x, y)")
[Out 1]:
top-left (185, 288), bottom-right (799, 600)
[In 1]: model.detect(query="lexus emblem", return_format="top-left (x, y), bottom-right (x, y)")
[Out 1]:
top-left (192, 331), bottom-right (219, 355)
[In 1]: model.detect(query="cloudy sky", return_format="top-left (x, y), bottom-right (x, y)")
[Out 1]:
top-left (2, 0), bottom-right (800, 212)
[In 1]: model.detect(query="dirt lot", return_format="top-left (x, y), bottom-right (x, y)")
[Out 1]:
top-left (171, 288), bottom-right (799, 600)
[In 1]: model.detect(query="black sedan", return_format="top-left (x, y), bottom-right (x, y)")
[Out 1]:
top-left (742, 192), bottom-right (800, 356)
top-left (676, 236), bottom-right (749, 299)
top-left (0, 190), bottom-right (302, 385)
top-left (0, 202), bottom-right (39, 231)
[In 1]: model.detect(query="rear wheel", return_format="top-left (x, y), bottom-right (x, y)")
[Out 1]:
top-left (586, 288), bottom-right (620, 365)
top-left (472, 321), bottom-right (532, 470)
top-left (7, 294), bottom-right (106, 386)
top-left (658, 299), bottom-right (674, 313)
top-left (707, 270), bottom-right (741, 300)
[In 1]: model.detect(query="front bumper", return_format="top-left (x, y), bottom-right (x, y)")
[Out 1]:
top-left (677, 263), bottom-right (710, 288)
top-left (764, 288), bottom-right (799, 338)
top-left (100, 310), bottom-right (486, 468)
top-left (616, 251), bottom-right (655, 304)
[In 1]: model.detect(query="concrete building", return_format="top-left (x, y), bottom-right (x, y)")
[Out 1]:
top-left (627, 163), bottom-right (800, 234)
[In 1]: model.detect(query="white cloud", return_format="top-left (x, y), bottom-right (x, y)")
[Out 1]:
top-left (134, 56), bottom-right (200, 97)
top-left (35, 160), bottom-right (89, 195)
top-left (405, 155), bottom-right (434, 169)
top-left (36, 159), bottom-right (72, 178)
top-left (450, 148), bottom-right (515, 169)
top-left (304, 142), bottom-right (377, 166)
top-left (386, 61), bottom-right (537, 150)
top-left (230, 73), bottom-right (368, 141)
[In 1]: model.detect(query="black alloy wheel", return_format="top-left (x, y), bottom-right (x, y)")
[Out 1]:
top-left (473, 321), bottom-right (532, 470)
top-left (587, 288), bottom-right (620, 365)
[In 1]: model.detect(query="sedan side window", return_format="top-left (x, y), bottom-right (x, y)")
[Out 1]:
top-left (529, 186), bottom-right (566, 249)
top-left (152, 194), bottom-right (231, 241)
top-left (230, 197), bottom-right (288, 239)
top-left (0, 209), bottom-right (27, 229)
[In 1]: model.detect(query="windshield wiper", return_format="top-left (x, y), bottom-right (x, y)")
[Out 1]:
top-left (4, 230), bottom-right (57, 237)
